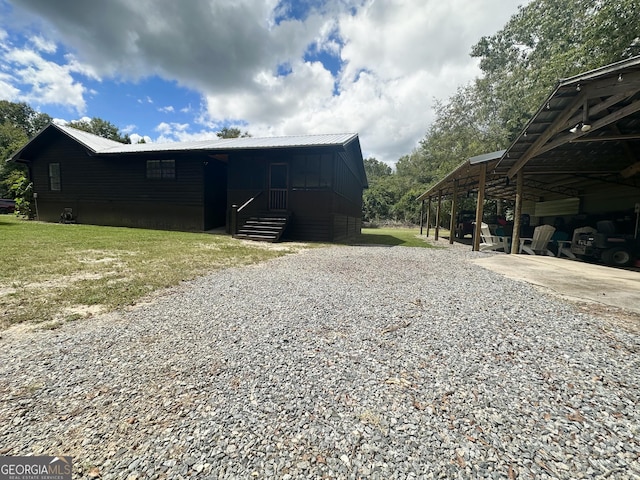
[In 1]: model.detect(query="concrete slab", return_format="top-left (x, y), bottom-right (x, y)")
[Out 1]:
top-left (472, 254), bottom-right (640, 314)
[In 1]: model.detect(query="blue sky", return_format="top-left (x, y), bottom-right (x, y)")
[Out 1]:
top-left (0, 0), bottom-right (526, 164)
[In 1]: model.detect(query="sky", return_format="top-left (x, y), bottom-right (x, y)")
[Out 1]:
top-left (0, 0), bottom-right (527, 165)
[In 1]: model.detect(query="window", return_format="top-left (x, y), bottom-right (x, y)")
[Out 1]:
top-left (291, 154), bottom-right (332, 189)
top-left (49, 163), bottom-right (61, 191)
top-left (146, 159), bottom-right (175, 179)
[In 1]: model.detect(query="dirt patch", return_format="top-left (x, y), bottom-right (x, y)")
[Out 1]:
top-left (572, 301), bottom-right (640, 335)
top-left (238, 240), bottom-right (311, 251)
top-left (0, 272), bottom-right (118, 298)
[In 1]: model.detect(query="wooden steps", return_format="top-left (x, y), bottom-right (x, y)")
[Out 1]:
top-left (234, 214), bottom-right (290, 242)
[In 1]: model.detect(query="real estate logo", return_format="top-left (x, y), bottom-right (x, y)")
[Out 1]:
top-left (0, 456), bottom-right (72, 480)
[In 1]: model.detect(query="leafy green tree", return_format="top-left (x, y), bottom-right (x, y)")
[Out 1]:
top-left (0, 102), bottom-right (51, 201)
top-left (0, 100), bottom-right (51, 137)
top-left (363, 182), bottom-right (394, 222)
top-left (68, 117), bottom-right (131, 144)
top-left (391, 187), bottom-right (428, 224)
top-left (216, 127), bottom-right (251, 138)
top-left (470, 0), bottom-right (640, 137)
top-left (5, 169), bottom-right (33, 217)
top-left (363, 157), bottom-right (391, 182)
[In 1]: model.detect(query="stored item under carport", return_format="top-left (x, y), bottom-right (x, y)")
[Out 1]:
top-left (571, 220), bottom-right (639, 267)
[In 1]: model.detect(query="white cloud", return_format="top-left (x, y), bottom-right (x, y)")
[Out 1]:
top-left (3, 0), bottom-right (527, 163)
top-left (154, 121), bottom-right (190, 138)
top-left (0, 29), bottom-right (99, 114)
top-left (129, 133), bottom-right (152, 144)
top-left (30, 34), bottom-right (56, 53)
top-left (158, 105), bottom-right (174, 113)
top-left (121, 124), bottom-right (137, 134)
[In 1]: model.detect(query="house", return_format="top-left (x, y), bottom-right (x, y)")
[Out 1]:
top-left (10, 124), bottom-right (368, 242)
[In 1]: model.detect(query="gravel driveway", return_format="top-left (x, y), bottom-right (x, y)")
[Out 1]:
top-left (0, 246), bottom-right (638, 479)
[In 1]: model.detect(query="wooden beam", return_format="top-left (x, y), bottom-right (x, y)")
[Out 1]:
top-left (564, 92), bottom-right (632, 131)
top-left (419, 199), bottom-right (424, 235)
top-left (449, 180), bottom-right (458, 245)
top-left (535, 98), bottom-right (640, 157)
top-left (569, 135), bottom-right (640, 142)
top-left (472, 163), bottom-right (486, 251)
top-left (426, 197), bottom-right (432, 237)
top-left (511, 172), bottom-right (524, 254)
top-left (508, 91), bottom-right (587, 178)
top-left (435, 191), bottom-right (442, 241)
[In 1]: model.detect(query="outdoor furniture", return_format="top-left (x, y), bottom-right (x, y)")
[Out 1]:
top-left (479, 223), bottom-right (510, 253)
top-left (519, 224), bottom-right (556, 255)
top-left (550, 231), bottom-right (576, 259)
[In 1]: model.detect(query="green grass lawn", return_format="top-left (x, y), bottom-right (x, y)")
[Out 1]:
top-left (0, 216), bottom-right (305, 329)
top-left (0, 217), bottom-right (441, 330)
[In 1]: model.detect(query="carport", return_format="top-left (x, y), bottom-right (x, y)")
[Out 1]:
top-left (418, 56), bottom-right (640, 256)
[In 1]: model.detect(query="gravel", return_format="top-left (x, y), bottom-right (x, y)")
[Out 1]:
top-left (0, 245), bottom-right (638, 479)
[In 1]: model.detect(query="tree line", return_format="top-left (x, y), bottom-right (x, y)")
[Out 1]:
top-left (363, 0), bottom-right (639, 225)
top-left (2, 0), bottom-right (638, 221)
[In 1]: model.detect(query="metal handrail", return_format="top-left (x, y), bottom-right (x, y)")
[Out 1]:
top-left (237, 190), bottom-right (263, 212)
top-left (231, 191), bottom-right (263, 235)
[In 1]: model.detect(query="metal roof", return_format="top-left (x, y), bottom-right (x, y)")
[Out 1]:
top-left (103, 132), bottom-right (359, 154)
top-left (54, 124), bottom-right (130, 151)
top-left (53, 125), bottom-right (358, 154)
top-left (8, 124), bottom-right (360, 162)
top-left (417, 151), bottom-right (505, 201)
top-left (418, 55), bottom-right (640, 202)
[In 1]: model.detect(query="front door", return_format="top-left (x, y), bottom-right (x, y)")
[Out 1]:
top-left (269, 163), bottom-right (288, 210)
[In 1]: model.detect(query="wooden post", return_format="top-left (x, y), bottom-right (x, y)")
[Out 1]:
top-left (426, 197), bottom-right (432, 237)
top-left (472, 163), bottom-right (487, 251)
top-left (435, 191), bottom-right (442, 241)
top-left (420, 199), bottom-right (424, 235)
top-left (511, 172), bottom-right (523, 254)
top-left (230, 204), bottom-right (239, 235)
top-left (449, 180), bottom-right (458, 244)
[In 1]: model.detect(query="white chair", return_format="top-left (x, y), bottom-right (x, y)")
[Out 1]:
top-left (479, 223), bottom-right (510, 253)
top-left (519, 224), bottom-right (556, 255)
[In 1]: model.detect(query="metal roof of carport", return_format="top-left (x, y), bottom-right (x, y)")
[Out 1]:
top-left (418, 55), bottom-right (640, 202)
top-left (416, 150), bottom-right (505, 201)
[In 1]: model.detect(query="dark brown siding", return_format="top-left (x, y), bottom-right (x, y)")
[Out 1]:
top-left (286, 190), bottom-right (334, 241)
top-left (22, 129), bottom-right (365, 239)
top-left (29, 135), bottom-right (208, 231)
top-left (226, 147), bottom-right (364, 241)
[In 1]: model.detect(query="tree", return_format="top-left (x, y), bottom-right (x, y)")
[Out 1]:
top-left (363, 157), bottom-right (391, 183)
top-left (68, 117), bottom-right (131, 144)
top-left (0, 102), bottom-right (51, 201)
top-left (410, 0), bottom-right (640, 223)
top-left (0, 100), bottom-right (51, 137)
top-left (216, 127), bottom-right (251, 139)
top-left (470, 0), bottom-right (640, 137)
